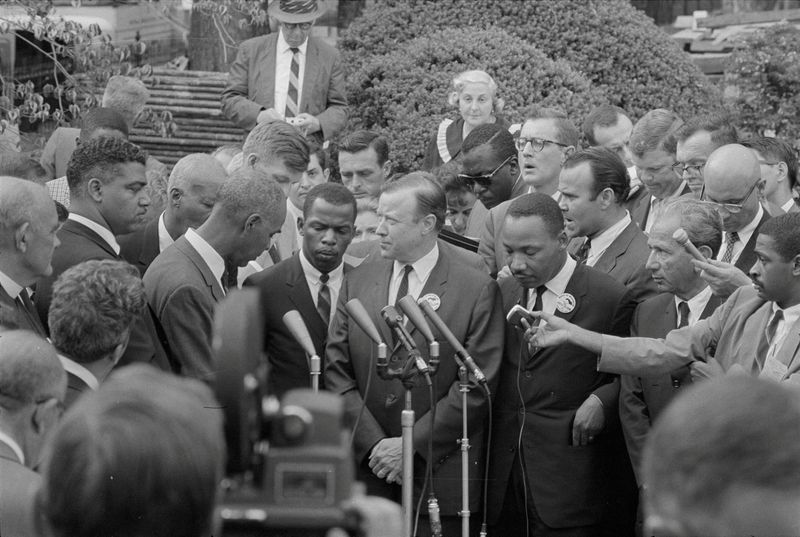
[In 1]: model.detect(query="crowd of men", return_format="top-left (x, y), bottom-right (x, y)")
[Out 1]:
top-left (1, 1), bottom-right (800, 536)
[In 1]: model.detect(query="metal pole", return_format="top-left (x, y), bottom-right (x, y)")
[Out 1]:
top-left (458, 365), bottom-right (470, 537)
top-left (402, 389), bottom-right (415, 537)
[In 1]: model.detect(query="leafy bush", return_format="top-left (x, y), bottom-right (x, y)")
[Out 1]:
top-left (346, 26), bottom-right (605, 173)
top-left (341, 0), bottom-right (721, 121)
top-left (724, 23), bottom-right (800, 145)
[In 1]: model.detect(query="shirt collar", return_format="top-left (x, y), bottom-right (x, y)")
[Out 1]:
top-left (771, 300), bottom-right (800, 320)
top-left (68, 213), bottom-right (120, 255)
top-left (676, 285), bottom-right (713, 324)
top-left (0, 430), bottom-right (25, 466)
top-left (782, 199), bottom-right (798, 213)
top-left (299, 248), bottom-right (344, 286)
top-left (184, 228), bottom-right (226, 285)
top-left (277, 29), bottom-right (308, 54)
top-left (58, 353), bottom-right (99, 391)
top-left (589, 212), bottom-right (631, 256)
top-left (544, 254), bottom-right (577, 297)
top-left (0, 268), bottom-right (23, 299)
top-left (157, 211), bottom-right (175, 253)
top-left (393, 243), bottom-right (440, 286)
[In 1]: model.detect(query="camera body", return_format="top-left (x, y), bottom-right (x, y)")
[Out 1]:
top-left (213, 289), bottom-right (356, 536)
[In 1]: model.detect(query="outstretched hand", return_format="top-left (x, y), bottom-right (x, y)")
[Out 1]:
top-left (692, 258), bottom-right (751, 298)
top-left (523, 311), bottom-right (574, 349)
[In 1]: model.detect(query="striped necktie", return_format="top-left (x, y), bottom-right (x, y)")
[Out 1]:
top-left (285, 47), bottom-right (300, 118)
top-left (317, 273), bottom-right (331, 326)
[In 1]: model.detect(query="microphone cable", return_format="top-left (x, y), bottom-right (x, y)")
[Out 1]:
top-left (412, 372), bottom-right (438, 537)
top-left (479, 382), bottom-right (493, 536)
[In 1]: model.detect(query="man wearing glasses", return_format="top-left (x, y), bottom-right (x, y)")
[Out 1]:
top-left (221, 0), bottom-right (348, 144)
top-left (743, 136), bottom-right (800, 215)
top-left (692, 144), bottom-right (771, 299)
top-left (0, 330), bottom-right (66, 537)
top-left (673, 114), bottom-right (738, 197)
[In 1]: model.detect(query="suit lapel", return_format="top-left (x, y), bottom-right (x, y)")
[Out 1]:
top-left (593, 222), bottom-right (636, 274)
top-left (300, 38), bottom-right (318, 113)
top-left (175, 238), bottom-right (225, 301)
top-left (774, 316), bottom-right (800, 379)
top-left (64, 219), bottom-right (118, 258)
top-left (140, 218), bottom-right (160, 266)
top-left (633, 195), bottom-right (651, 230)
top-left (367, 262), bottom-right (394, 345)
top-left (263, 34), bottom-right (278, 106)
top-left (285, 255), bottom-right (326, 336)
top-left (735, 210), bottom-right (770, 272)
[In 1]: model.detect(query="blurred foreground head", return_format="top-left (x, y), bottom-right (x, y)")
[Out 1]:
top-left (643, 376), bottom-right (800, 537)
top-left (40, 364), bottom-right (225, 537)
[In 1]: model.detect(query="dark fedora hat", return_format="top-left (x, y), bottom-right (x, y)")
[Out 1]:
top-left (268, 0), bottom-right (326, 24)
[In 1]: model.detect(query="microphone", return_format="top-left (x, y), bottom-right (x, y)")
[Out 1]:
top-left (397, 295), bottom-right (439, 362)
top-left (672, 228), bottom-right (706, 262)
top-left (345, 299), bottom-right (388, 364)
top-left (418, 297), bottom-right (488, 386)
top-left (282, 310), bottom-right (321, 391)
top-left (381, 305), bottom-right (429, 374)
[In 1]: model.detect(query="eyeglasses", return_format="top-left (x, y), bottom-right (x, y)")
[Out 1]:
top-left (671, 161), bottom-right (705, 178)
top-left (515, 136), bottom-right (568, 153)
top-left (457, 155), bottom-right (513, 189)
top-left (282, 22), bottom-right (313, 30)
top-left (700, 180), bottom-right (759, 214)
top-left (757, 159), bottom-right (780, 166)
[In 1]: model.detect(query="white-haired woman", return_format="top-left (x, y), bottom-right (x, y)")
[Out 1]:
top-left (422, 70), bottom-right (509, 171)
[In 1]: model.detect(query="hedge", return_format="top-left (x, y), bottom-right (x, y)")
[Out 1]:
top-left (341, 0), bottom-right (722, 121)
top-left (346, 26), bottom-right (606, 173)
top-left (724, 23), bottom-right (800, 146)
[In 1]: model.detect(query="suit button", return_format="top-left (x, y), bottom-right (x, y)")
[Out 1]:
top-left (672, 379), bottom-right (681, 389)
top-left (390, 356), bottom-right (399, 363)
top-left (524, 371), bottom-right (532, 379)
top-left (518, 406), bottom-right (524, 415)
top-left (508, 447), bottom-right (515, 453)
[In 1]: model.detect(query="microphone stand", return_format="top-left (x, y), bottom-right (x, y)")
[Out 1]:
top-left (457, 364), bottom-right (470, 537)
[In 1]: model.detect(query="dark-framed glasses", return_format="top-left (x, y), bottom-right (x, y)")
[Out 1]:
top-left (700, 180), bottom-right (759, 214)
top-left (282, 22), bottom-right (312, 30)
top-left (515, 136), bottom-right (568, 153)
top-left (671, 161), bottom-right (705, 178)
top-left (457, 155), bottom-right (513, 189)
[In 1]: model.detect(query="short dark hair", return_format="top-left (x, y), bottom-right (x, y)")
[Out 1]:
top-left (79, 107), bottom-right (129, 140)
top-left (676, 114), bottom-right (738, 148)
top-left (338, 130), bottom-right (390, 165)
top-left (303, 182), bottom-right (356, 222)
top-left (662, 198), bottom-right (724, 258)
top-left (506, 192), bottom-right (564, 237)
top-left (49, 260), bottom-right (145, 364)
top-left (742, 136), bottom-right (798, 189)
top-left (0, 153), bottom-right (48, 184)
top-left (308, 141), bottom-right (330, 170)
top-left (759, 212), bottom-right (800, 261)
top-left (523, 106), bottom-right (580, 147)
top-left (41, 364), bottom-right (225, 537)
top-left (436, 160), bottom-right (470, 195)
top-left (66, 137), bottom-right (147, 193)
top-left (461, 123), bottom-right (515, 161)
top-left (562, 147), bottom-right (630, 203)
top-left (582, 105), bottom-right (630, 146)
top-left (242, 121), bottom-right (310, 173)
top-left (629, 108), bottom-right (683, 157)
top-left (382, 171), bottom-right (446, 231)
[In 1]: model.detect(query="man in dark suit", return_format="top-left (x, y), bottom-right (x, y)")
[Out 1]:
top-left (33, 137), bottom-right (174, 372)
top-left (145, 167), bottom-right (285, 382)
top-left (245, 183), bottom-right (356, 397)
top-left (744, 136), bottom-right (800, 215)
top-left (325, 173), bottom-right (504, 534)
top-left (620, 198), bottom-right (724, 485)
top-left (0, 331), bottom-right (65, 537)
top-left (628, 109), bottom-right (690, 233)
top-left (487, 193), bottom-right (636, 536)
top-left (0, 177), bottom-right (58, 336)
top-left (48, 260), bottom-right (145, 408)
top-left (221, 0), bottom-right (348, 142)
top-left (560, 147), bottom-right (657, 303)
top-left (118, 154), bottom-right (227, 275)
top-left (692, 144), bottom-right (771, 299)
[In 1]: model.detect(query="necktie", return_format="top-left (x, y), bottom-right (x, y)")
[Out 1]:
top-left (317, 272), bottom-right (331, 326)
top-left (531, 285), bottom-right (546, 313)
top-left (268, 244), bottom-right (281, 265)
top-left (395, 265), bottom-right (413, 307)
top-left (285, 47), bottom-right (300, 118)
top-left (720, 231), bottom-right (740, 264)
top-left (575, 238), bottom-right (591, 265)
top-left (14, 288), bottom-right (44, 335)
top-left (672, 300), bottom-right (692, 388)
top-left (221, 259), bottom-right (238, 294)
top-left (677, 301), bottom-right (690, 328)
top-left (765, 309), bottom-right (784, 350)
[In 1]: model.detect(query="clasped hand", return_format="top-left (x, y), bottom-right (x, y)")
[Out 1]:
top-left (368, 437), bottom-right (403, 484)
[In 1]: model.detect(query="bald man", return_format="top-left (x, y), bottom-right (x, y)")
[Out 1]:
top-left (144, 167), bottom-right (286, 381)
top-left (692, 144), bottom-right (770, 298)
top-left (119, 154), bottom-right (227, 276)
top-left (0, 177), bottom-right (60, 336)
top-left (0, 331), bottom-right (66, 537)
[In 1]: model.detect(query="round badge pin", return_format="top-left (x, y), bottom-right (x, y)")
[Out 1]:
top-left (556, 293), bottom-right (576, 314)
top-left (420, 293), bottom-right (441, 311)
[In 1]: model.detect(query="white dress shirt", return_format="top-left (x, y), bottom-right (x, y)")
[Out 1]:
top-left (716, 205), bottom-right (763, 266)
top-left (0, 430), bottom-right (24, 466)
top-left (273, 29), bottom-right (308, 117)
top-left (586, 212), bottom-right (632, 267)
top-left (676, 285), bottom-right (713, 327)
top-left (157, 212), bottom-right (175, 253)
top-left (765, 302), bottom-right (800, 361)
top-left (388, 243), bottom-right (440, 306)
top-left (527, 255), bottom-right (577, 314)
top-left (58, 354), bottom-right (99, 391)
top-left (299, 249), bottom-right (345, 316)
top-left (0, 269), bottom-right (23, 300)
top-left (184, 228), bottom-right (226, 293)
top-left (68, 213), bottom-right (120, 255)
top-left (782, 199), bottom-right (797, 213)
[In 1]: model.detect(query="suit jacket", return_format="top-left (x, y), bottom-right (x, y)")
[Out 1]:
top-left (488, 264), bottom-right (636, 528)
top-left (477, 198), bottom-right (511, 278)
top-left (618, 291), bottom-right (723, 484)
top-left (144, 236), bottom-right (226, 382)
top-left (0, 285), bottom-right (47, 337)
top-left (324, 247), bottom-right (504, 514)
top-left (65, 369), bottom-right (94, 409)
top-left (244, 254), bottom-right (344, 397)
top-left (631, 183), bottom-right (693, 231)
top-left (569, 220), bottom-right (658, 304)
top-left (599, 285), bottom-right (800, 382)
top-left (0, 441), bottom-right (41, 537)
top-left (221, 34), bottom-right (348, 140)
top-left (34, 219), bottom-right (174, 372)
top-left (731, 209), bottom-right (770, 275)
top-left (118, 216), bottom-right (160, 276)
